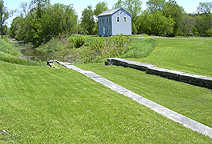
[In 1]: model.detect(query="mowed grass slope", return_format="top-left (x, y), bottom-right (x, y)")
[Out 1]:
top-left (128, 38), bottom-right (212, 77)
top-left (0, 62), bottom-right (211, 143)
top-left (76, 63), bottom-right (212, 128)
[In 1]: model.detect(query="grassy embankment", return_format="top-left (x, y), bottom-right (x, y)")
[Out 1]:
top-left (1, 36), bottom-right (212, 142)
top-left (1, 61), bottom-right (212, 143)
top-left (76, 37), bottom-right (212, 128)
top-left (0, 39), bottom-right (44, 66)
top-left (37, 35), bottom-right (157, 64)
top-left (128, 37), bottom-right (212, 77)
top-left (37, 35), bottom-right (212, 77)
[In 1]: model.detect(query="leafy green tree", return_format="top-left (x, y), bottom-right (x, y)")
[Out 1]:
top-left (163, 0), bottom-right (184, 36)
top-left (197, 2), bottom-right (212, 36)
top-left (80, 5), bottom-right (95, 34)
top-left (178, 15), bottom-right (194, 36)
top-left (126, 0), bottom-right (142, 34)
top-left (23, 0), bottom-right (51, 46)
top-left (146, 0), bottom-right (165, 12)
top-left (0, 0), bottom-right (13, 39)
top-left (9, 16), bottom-right (22, 39)
top-left (41, 4), bottom-right (77, 42)
top-left (194, 15), bottom-right (205, 36)
top-left (94, 2), bottom-right (108, 16)
top-left (113, 0), bottom-right (125, 9)
top-left (29, 0), bottom-right (50, 19)
top-left (19, 2), bottom-right (29, 17)
top-left (197, 2), bottom-right (212, 14)
top-left (137, 10), bottom-right (175, 35)
top-left (125, 0), bottom-right (142, 17)
top-left (10, 2), bottom-right (78, 47)
top-left (113, 0), bottom-right (142, 34)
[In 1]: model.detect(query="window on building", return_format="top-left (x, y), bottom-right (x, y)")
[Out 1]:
top-left (106, 18), bottom-right (108, 23)
top-left (117, 17), bottom-right (119, 23)
top-left (109, 18), bottom-right (111, 24)
top-left (124, 17), bottom-right (127, 22)
top-left (102, 18), bottom-right (104, 24)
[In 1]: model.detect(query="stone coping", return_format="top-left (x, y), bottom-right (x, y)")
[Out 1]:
top-left (106, 58), bottom-right (212, 89)
top-left (48, 60), bottom-right (212, 139)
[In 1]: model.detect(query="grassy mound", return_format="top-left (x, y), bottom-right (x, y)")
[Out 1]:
top-left (0, 61), bottom-right (211, 143)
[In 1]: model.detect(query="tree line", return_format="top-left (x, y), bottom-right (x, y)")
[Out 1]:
top-left (1, 0), bottom-right (212, 47)
top-left (81, 0), bottom-right (212, 37)
top-left (9, 0), bottom-right (77, 47)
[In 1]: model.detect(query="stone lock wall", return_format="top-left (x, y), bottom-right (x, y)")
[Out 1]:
top-left (106, 58), bottom-right (212, 89)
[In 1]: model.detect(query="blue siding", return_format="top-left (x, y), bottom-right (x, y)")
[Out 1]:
top-left (112, 9), bottom-right (131, 36)
top-left (98, 8), bottom-right (131, 36)
top-left (98, 15), bottom-right (112, 36)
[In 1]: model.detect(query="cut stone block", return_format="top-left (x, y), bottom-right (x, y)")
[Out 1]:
top-left (106, 58), bottom-right (212, 89)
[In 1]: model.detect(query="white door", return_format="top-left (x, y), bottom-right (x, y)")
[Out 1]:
top-left (103, 27), bottom-right (105, 35)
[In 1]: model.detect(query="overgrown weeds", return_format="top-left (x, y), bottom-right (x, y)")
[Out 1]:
top-left (38, 35), bottom-right (158, 63)
top-left (38, 37), bottom-right (65, 54)
top-left (67, 35), bottom-right (132, 63)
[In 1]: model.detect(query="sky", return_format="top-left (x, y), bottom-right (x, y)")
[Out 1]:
top-left (4, 0), bottom-right (211, 27)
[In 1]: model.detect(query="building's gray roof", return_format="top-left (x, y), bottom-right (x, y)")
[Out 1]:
top-left (98, 8), bottom-right (121, 17)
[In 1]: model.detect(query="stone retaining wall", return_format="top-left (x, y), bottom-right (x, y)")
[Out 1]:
top-left (106, 58), bottom-right (212, 89)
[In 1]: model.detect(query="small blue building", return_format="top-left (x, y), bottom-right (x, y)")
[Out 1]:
top-left (98, 8), bottom-right (132, 36)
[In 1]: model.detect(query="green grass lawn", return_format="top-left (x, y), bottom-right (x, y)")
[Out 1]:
top-left (1, 61), bottom-right (212, 143)
top-left (76, 63), bottom-right (212, 129)
top-left (128, 38), bottom-right (212, 77)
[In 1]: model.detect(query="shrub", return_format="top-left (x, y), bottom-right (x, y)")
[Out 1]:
top-left (38, 38), bottom-right (64, 54)
top-left (74, 35), bottom-right (86, 48)
top-left (204, 29), bottom-right (212, 37)
top-left (67, 35), bottom-right (85, 48)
